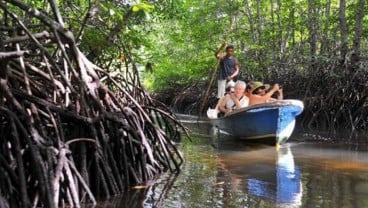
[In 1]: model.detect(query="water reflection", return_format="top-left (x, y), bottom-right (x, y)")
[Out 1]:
top-left (95, 173), bottom-right (179, 208)
top-left (215, 144), bottom-right (302, 207)
top-left (246, 147), bottom-right (302, 206)
top-left (98, 124), bottom-right (368, 208)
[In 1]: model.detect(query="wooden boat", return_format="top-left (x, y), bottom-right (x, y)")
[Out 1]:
top-left (207, 99), bottom-right (304, 144)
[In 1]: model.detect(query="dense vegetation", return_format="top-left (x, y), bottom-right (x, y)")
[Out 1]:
top-left (141, 0), bottom-right (368, 131)
top-left (5, 0), bottom-right (363, 130)
top-left (0, 0), bottom-right (367, 206)
top-left (0, 0), bottom-right (184, 207)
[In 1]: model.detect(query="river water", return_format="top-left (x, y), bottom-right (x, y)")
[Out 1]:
top-left (99, 115), bottom-right (368, 208)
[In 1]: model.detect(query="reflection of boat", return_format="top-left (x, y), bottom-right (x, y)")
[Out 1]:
top-left (208, 99), bottom-right (304, 144)
top-left (247, 147), bottom-right (302, 206)
top-left (217, 145), bottom-right (302, 206)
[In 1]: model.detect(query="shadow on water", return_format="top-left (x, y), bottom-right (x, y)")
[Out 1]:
top-left (96, 114), bottom-right (368, 208)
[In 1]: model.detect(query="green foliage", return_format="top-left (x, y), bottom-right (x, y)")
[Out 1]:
top-left (143, 0), bottom-right (241, 91)
top-left (132, 2), bottom-right (154, 13)
top-left (143, 0), bottom-right (368, 93)
top-left (20, 0), bottom-right (367, 94)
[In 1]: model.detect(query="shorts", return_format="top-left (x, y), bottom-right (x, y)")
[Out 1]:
top-left (217, 79), bottom-right (226, 98)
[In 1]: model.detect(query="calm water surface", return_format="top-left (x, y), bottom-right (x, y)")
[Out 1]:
top-left (100, 115), bottom-right (368, 208)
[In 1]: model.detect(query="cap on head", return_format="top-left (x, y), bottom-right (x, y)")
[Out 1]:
top-left (251, 81), bottom-right (270, 93)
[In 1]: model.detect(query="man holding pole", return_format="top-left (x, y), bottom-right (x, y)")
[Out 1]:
top-left (215, 44), bottom-right (240, 98)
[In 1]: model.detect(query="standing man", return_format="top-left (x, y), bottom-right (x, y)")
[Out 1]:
top-left (215, 44), bottom-right (240, 98)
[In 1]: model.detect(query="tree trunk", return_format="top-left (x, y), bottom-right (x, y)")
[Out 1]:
top-left (290, 5), bottom-right (296, 47)
top-left (276, 0), bottom-right (283, 55)
top-left (338, 0), bottom-right (348, 60)
top-left (320, 0), bottom-right (331, 55)
top-left (352, 0), bottom-right (366, 59)
top-left (244, 0), bottom-right (256, 44)
top-left (270, 0), bottom-right (276, 59)
top-left (308, 0), bottom-right (318, 69)
top-left (256, 0), bottom-right (264, 66)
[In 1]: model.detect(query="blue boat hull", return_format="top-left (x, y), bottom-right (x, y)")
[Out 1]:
top-left (209, 99), bottom-right (304, 144)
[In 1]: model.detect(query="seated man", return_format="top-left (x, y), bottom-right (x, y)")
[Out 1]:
top-left (215, 81), bottom-right (235, 108)
top-left (218, 80), bottom-right (249, 114)
top-left (207, 81), bottom-right (235, 118)
top-left (249, 81), bottom-right (283, 105)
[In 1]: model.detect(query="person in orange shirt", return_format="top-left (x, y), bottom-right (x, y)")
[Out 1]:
top-left (249, 81), bottom-right (283, 105)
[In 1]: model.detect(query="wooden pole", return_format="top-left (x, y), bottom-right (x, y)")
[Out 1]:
top-left (199, 16), bottom-right (236, 116)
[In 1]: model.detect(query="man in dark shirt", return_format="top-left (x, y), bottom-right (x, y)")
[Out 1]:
top-left (215, 45), bottom-right (240, 98)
